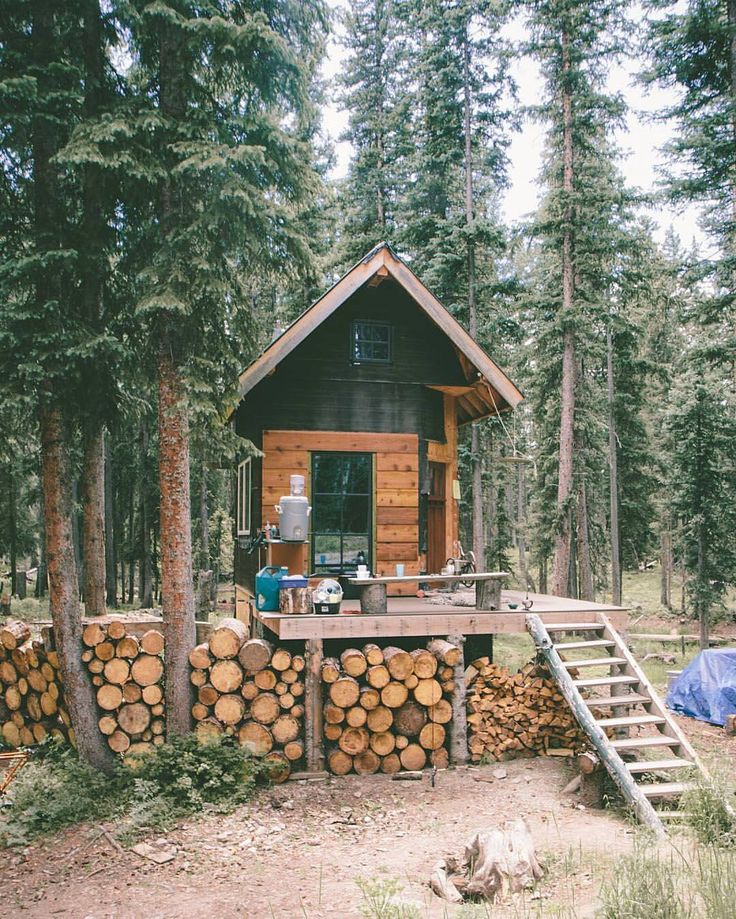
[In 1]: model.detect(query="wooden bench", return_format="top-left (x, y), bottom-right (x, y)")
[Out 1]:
top-left (347, 571), bottom-right (509, 614)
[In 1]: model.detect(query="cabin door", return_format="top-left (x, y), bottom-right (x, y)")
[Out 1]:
top-left (427, 462), bottom-right (446, 576)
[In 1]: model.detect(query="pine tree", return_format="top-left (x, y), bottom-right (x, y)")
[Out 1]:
top-left (525, 0), bottom-right (628, 596)
top-left (643, 0), bottom-right (736, 376)
top-left (104, 1), bottom-right (327, 732)
top-left (666, 380), bottom-right (736, 647)
top-left (336, 0), bottom-right (411, 265)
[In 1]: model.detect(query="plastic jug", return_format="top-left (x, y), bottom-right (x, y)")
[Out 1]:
top-left (255, 566), bottom-right (288, 612)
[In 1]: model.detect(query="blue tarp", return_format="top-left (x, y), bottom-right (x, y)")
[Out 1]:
top-left (666, 648), bottom-right (736, 726)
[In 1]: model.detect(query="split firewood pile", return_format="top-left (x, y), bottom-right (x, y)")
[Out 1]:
top-left (322, 639), bottom-right (458, 775)
top-left (82, 620), bottom-right (166, 759)
top-left (0, 619), bottom-right (71, 748)
top-left (189, 618), bottom-right (304, 783)
top-left (466, 659), bottom-right (592, 762)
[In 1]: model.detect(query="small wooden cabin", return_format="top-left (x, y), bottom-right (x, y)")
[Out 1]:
top-left (232, 243), bottom-right (523, 601)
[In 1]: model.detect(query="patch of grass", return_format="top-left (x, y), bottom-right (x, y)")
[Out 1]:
top-left (0, 734), bottom-right (267, 847)
top-left (598, 839), bottom-right (736, 919)
top-left (8, 596), bottom-right (48, 621)
top-left (355, 877), bottom-right (421, 919)
top-left (681, 772), bottom-right (736, 848)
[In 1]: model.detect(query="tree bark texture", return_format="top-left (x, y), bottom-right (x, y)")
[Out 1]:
top-left (82, 422), bottom-right (107, 615)
top-left (575, 480), bottom-right (594, 601)
top-left (155, 10), bottom-right (196, 736)
top-left (158, 345), bottom-right (196, 735)
top-left (139, 426), bottom-right (153, 608)
top-left (551, 31), bottom-right (576, 598)
top-left (40, 401), bottom-right (113, 770)
top-left (104, 434), bottom-right (117, 606)
top-left (606, 329), bottom-right (621, 605)
top-left (660, 524), bottom-right (672, 609)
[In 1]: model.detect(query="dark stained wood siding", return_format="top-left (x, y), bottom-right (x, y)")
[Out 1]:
top-left (234, 279), bottom-right (467, 443)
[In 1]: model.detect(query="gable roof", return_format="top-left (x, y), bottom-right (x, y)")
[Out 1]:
top-left (236, 243), bottom-right (523, 424)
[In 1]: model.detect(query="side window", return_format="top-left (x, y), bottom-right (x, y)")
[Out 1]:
top-left (352, 321), bottom-right (392, 363)
top-left (237, 458), bottom-right (252, 536)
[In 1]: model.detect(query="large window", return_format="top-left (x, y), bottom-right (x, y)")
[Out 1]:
top-left (351, 320), bottom-right (392, 363)
top-left (312, 452), bottom-right (372, 574)
top-left (236, 458), bottom-right (252, 536)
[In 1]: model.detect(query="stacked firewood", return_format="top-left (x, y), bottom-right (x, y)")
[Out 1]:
top-left (0, 619), bottom-right (71, 748)
top-left (466, 659), bottom-right (590, 762)
top-left (322, 639), bottom-right (458, 776)
top-left (81, 620), bottom-right (166, 758)
top-left (189, 618), bottom-right (304, 783)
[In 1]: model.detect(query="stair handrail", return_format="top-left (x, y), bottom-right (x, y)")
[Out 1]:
top-left (526, 613), bottom-right (666, 837)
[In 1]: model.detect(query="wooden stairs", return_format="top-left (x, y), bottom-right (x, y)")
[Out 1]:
top-left (526, 613), bottom-right (705, 836)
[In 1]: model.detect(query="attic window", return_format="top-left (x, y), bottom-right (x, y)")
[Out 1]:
top-left (352, 321), bottom-right (392, 363)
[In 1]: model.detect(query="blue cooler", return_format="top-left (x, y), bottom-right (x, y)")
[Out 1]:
top-left (255, 566), bottom-right (288, 612)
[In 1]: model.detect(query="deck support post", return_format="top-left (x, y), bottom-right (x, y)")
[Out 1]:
top-left (360, 583), bottom-right (388, 614)
top-left (305, 638), bottom-right (325, 773)
top-left (448, 632), bottom-right (469, 765)
top-left (476, 579), bottom-right (502, 610)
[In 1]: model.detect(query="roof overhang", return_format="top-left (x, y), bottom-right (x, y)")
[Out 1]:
top-left (235, 243), bottom-right (524, 423)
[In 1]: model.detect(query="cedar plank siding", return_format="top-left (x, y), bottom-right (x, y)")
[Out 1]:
top-left (261, 431), bottom-right (421, 596)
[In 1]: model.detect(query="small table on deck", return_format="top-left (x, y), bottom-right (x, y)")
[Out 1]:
top-left (348, 571), bottom-right (509, 615)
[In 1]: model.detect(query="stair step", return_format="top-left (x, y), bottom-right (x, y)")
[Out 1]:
top-left (638, 782), bottom-right (695, 799)
top-left (542, 622), bottom-right (605, 632)
top-left (563, 656), bottom-right (627, 669)
top-left (626, 758), bottom-right (695, 774)
top-left (584, 693), bottom-right (651, 708)
top-left (553, 639), bottom-right (616, 651)
top-left (611, 735), bottom-right (681, 751)
top-left (595, 714), bottom-right (665, 729)
top-left (574, 674), bottom-right (640, 689)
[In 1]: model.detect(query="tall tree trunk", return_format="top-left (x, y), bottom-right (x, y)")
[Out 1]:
top-left (463, 28), bottom-right (484, 570)
top-left (104, 434), bottom-right (117, 606)
top-left (697, 524), bottom-right (709, 651)
top-left (82, 422), bottom-right (106, 615)
top-left (127, 484), bottom-right (135, 603)
top-left (36, 472), bottom-right (48, 597)
top-left (200, 462), bottom-right (210, 572)
top-left (78, 0), bottom-right (108, 617)
top-left (40, 400), bottom-right (112, 770)
top-left (139, 427), bottom-right (153, 608)
top-left (576, 480), bottom-right (594, 601)
top-left (606, 328), bottom-right (621, 605)
top-left (551, 30), bottom-right (576, 597)
top-left (517, 463), bottom-right (534, 592)
top-left (660, 523), bottom-right (672, 609)
top-left (8, 465), bottom-right (17, 595)
top-left (158, 20), bottom-right (196, 735)
top-left (158, 343), bottom-right (195, 733)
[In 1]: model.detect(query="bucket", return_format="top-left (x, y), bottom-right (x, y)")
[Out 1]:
top-left (255, 566), bottom-right (288, 612)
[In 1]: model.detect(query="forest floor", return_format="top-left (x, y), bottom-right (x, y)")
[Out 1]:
top-left (2, 566), bottom-right (735, 918)
top-left (1, 755), bottom-right (652, 919)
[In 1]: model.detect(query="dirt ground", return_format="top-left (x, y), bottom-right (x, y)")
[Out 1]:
top-left (0, 756), bottom-right (645, 919)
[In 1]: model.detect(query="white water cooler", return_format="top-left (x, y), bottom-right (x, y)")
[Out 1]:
top-left (275, 475), bottom-right (311, 542)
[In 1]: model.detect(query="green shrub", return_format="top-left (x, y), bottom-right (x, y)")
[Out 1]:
top-left (133, 733), bottom-right (263, 811)
top-left (0, 740), bottom-right (131, 847)
top-left (0, 734), bottom-right (266, 847)
top-left (355, 878), bottom-right (422, 919)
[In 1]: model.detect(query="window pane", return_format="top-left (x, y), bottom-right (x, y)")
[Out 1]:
top-left (343, 536), bottom-right (370, 569)
top-left (313, 453), bottom-right (343, 494)
top-left (343, 495), bottom-right (370, 533)
top-left (312, 494), bottom-right (341, 532)
top-left (314, 535), bottom-right (342, 572)
top-left (352, 321), bottom-right (392, 363)
top-left (344, 454), bottom-right (370, 494)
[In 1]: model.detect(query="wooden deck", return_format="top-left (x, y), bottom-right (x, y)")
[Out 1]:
top-left (254, 590), bottom-right (627, 640)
